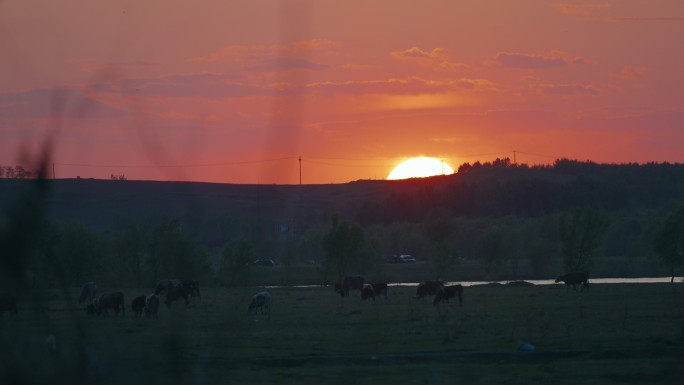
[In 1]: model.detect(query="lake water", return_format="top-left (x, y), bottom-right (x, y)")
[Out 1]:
top-left (266, 277), bottom-right (683, 289)
top-left (393, 276), bottom-right (684, 287)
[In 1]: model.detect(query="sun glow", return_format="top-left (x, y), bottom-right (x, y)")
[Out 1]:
top-left (387, 157), bottom-right (455, 180)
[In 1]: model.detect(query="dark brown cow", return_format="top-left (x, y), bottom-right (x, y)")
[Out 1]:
top-left (131, 295), bottom-right (146, 318)
top-left (334, 275), bottom-right (365, 297)
top-left (361, 283), bottom-right (388, 301)
top-left (0, 296), bottom-right (18, 318)
top-left (416, 280), bottom-right (444, 300)
top-left (433, 284), bottom-right (464, 306)
top-left (165, 285), bottom-right (190, 307)
top-left (555, 271), bottom-right (589, 291)
top-left (89, 292), bottom-right (125, 316)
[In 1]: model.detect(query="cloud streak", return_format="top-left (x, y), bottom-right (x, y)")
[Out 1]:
top-left (392, 47), bottom-right (470, 70)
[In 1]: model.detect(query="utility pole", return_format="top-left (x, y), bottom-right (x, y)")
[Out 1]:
top-left (513, 150), bottom-right (517, 164)
top-left (441, 160), bottom-right (444, 175)
top-left (52, 163), bottom-right (55, 179)
top-left (298, 156), bottom-right (302, 185)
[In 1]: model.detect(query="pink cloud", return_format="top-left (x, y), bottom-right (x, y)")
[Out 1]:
top-left (495, 52), bottom-right (567, 69)
top-left (392, 47), bottom-right (469, 70)
top-left (608, 67), bottom-right (648, 81)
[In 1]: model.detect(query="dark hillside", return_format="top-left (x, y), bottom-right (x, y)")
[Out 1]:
top-left (1, 160), bottom-right (683, 238)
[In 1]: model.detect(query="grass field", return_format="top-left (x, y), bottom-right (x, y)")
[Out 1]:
top-left (3, 282), bottom-right (684, 384)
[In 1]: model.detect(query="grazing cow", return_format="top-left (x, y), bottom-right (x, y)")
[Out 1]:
top-left (164, 285), bottom-right (190, 308)
top-left (334, 275), bottom-right (365, 297)
top-left (416, 280), bottom-right (444, 300)
top-left (182, 280), bottom-right (201, 302)
top-left (361, 283), bottom-right (388, 301)
top-left (145, 294), bottom-right (159, 318)
top-left (248, 291), bottom-right (271, 316)
top-left (131, 295), bottom-right (146, 318)
top-left (555, 271), bottom-right (590, 291)
top-left (78, 282), bottom-right (98, 305)
top-left (0, 296), bottom-right (18, 318)
top-left (88, 292), bottom-right (125, 316)
top-left (154, 279), bottom-right (182, 296)
top-left (361, 284), bottom-right (376, 301)
top-left (433, 284), bottom-right (464, 306)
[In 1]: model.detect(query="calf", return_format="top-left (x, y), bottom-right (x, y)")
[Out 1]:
top-left (131, 295), bottom-right (146, 318)
top-left (555, 271), bottom-right (589, 291)
top-left (145, 294), bottom-right (159, 318)
top-left (433, 284), bottom-right (464, 306)
top-left (0, 296), bottom-right (18, 318)
top-left (416, 280), bottom-right (444, 300)
top-left (361, 283), bottom-right (388, 301)
top-left (248, 291), bottom-right (271, 316)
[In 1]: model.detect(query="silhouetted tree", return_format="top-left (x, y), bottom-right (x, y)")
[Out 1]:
top-left (148, 217), bottom-right (209, 282)
top-left (220, 237), bottom-right (255, 287)
top-left (424, 211), bottom-right (457, 277)
top-left (111, 224), bottom-right (148, 287)
top-left (558, 207), bottom-right (611, 272)
top-left (53, 222), bottom-right (107, 286)
top-left (322, 214), bottom-right (365, 282)
top-left (0, 165), bottom-right (34, 179)
top-left (475, 228), bottom-right (507, 276)
top-left (653, 206), bottom-right (684, 283)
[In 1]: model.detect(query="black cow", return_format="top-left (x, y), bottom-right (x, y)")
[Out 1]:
top-left (248, 291), bottom-right (271, 316)
top-left (555, 271), bottom-right (589, 291)
top-left (416, 280), bottom-right (444, 300)
top-left (335, 276), bottom-right (365, 297)
top-left (361, 283), bottom-right (388, 301)
top-left (78, 282), bottom-right (98, 305)
top-left (154, 279), bottom-right (182, 296)
top-left (90, 292), bottom-right (125, 316)
top-left (165, 285), bottom-right (190, 308)
top-left (131, 295), bottom-right (146, 318)
top-left (0, 297), bottom-right (18, 318)
top-left (145, 294), bottom-right (159, 318)
top-left (433, 284), bottom-right (464, 306)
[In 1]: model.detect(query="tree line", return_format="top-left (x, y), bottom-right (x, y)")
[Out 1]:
top-left (1, 160), bottom-right (683, 289)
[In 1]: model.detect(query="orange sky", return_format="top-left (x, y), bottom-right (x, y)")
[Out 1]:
top-left (1, 1), bottom-right (683, 184)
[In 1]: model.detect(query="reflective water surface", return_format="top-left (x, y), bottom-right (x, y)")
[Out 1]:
top-left (267, 277), bottom-right (683, 289)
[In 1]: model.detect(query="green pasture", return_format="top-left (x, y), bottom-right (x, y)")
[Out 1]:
top-left (2, 283), bottom-right (684, 384)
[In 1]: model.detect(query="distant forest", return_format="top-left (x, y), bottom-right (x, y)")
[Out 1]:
top-left (1, 159), bottom-right (683, 288)
top-left (357, 158), bottom-right (684, 223)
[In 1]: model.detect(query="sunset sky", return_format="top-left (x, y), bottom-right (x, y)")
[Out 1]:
top-left (1, 0), bottom-right (683, 184)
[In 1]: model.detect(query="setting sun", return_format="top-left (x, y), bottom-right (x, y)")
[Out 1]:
top-left (387, 157), bottom-right (455, 180)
